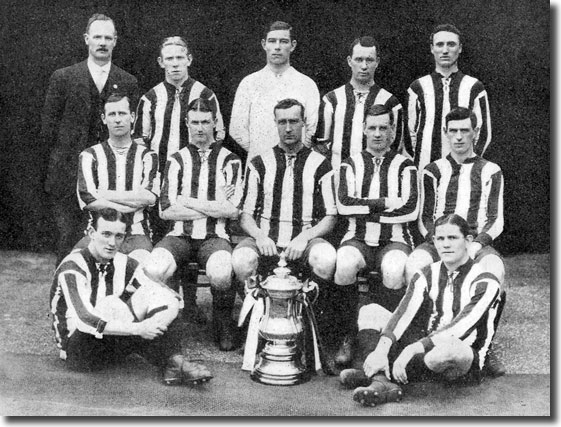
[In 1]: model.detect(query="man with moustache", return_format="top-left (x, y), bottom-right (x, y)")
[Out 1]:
top-left (42, 13), bottom-right (138, 267)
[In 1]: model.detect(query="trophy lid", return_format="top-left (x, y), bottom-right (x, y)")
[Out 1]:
top-left (261, 252), bottom-right (303, 293)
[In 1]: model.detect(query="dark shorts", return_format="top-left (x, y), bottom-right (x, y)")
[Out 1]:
top-left (234, 236), bottom-right (329, 278)
top-left (340, 239), bottom-right (412, 272)
top-left (73, 234), bottom-right (153, 255)
top-left (155, 236), bottom-right (232, 267)
top-left (415, 241), bottom-right (503, 264)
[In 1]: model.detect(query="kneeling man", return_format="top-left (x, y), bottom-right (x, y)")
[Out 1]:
top-left (50, 208), bottom-right (212, 385)
top-left (340, 214), bottom-right (502, 406)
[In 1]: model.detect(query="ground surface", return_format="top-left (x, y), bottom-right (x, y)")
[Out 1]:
top-left (0, 251), bottom-right (551, 416)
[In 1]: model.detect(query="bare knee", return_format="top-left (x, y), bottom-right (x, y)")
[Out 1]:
top-left (357, 303), bottom-right (392, 331)
top-left (334, 246), bottom-right (365, 286)
top-left (308, 242), bottom-right (336, 280)
top-left (381, 250), bottom-right (408, 290)
top-left (424, 337), bottom-right (473, 380)
top-left (143, 248), bottom-right (176, 283)
top-left (206, 250), bottom-right (233, 291)
top-left (231, 247), bottom-right (259, 282)
top-left (405, 249), bottom-right (433, 283)
top-left (128, 249), bottom-right (152, 267)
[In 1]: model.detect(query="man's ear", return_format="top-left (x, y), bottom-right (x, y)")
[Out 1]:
top-left (466, 234), bottom-right (474, 243)
top-left (261, 39), bottom-right (266, 51)
top-left (101, 113), bottom-right (107, 125)
top-left (290, 40), bottom-right (297, 52)
top-left (157, 56), bottom-right (164, 69)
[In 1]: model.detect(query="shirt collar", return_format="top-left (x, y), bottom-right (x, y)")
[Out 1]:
top-left (263, 65), bottom-right (294, 78)
top-left (87, 57), bottom-right (111, 75)
top-left (446, 153), bottom-right (479, 165)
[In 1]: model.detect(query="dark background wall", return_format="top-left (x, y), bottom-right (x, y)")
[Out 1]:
top-left (0, 0), bottom-right (550, 255)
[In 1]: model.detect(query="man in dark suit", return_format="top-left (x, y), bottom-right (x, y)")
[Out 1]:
top-left (42, 13), bottom-right (138, 266)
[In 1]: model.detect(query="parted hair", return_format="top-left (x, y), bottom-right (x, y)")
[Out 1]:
top-left (365, 104), bottom-right (394, 126)
top-left (430, 23), bottom-right (461, 44)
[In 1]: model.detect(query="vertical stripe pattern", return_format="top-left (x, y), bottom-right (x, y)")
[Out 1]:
top-left (419, 155), bottom-right (504, 246)
top-left (77, 142), bottom-right (158, 235)
top-left (316, 83), bottom-right (404, 170)
top-left (382, 260), bottom-right (501, 369)
top-left (337, 150), bottom-right (418, 246)
top-left (160, 143), bottom-right (242, 240)
top-left (407, 71), bottom-right (492, 172)
top-left (49, 249), bottom-right (141, 352)
top-left (133, 78), bottom-right (225, 173)
top-left (241, 146), bottom-right (337, 248)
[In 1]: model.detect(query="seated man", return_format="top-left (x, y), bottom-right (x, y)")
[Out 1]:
top-left (144, 98), bottom-right (242, 351)
top-left (50, 208), bottom-right (212, 385)
top-left (231, 98), bottom-right (337, 291)
top-left (75, 94), bottom-right (158, 266)
top-left (405, 106), bottom-right (506, 376)
top-left (340, 214), bottom-right (502, 407)
top-left (333, 104), bottom-right (418, 366)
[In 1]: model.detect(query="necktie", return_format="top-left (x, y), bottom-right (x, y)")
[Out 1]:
top-left (441, 76), bottom-right (451, 157)
top-left (373, 157), bottom-right (383, 171)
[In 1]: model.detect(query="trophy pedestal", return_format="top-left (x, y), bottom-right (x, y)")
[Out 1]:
top-left (251, 340), bottom-right (308, 386)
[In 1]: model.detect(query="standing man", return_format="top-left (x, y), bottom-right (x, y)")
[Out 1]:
top-left (405, 106), bottom-right (506, 377)
top-left (76, 94), bottom-right (158, 266)
top-left (134, 36), bottom-right (225, 321)
top-left (50, 208), bottom-right (213, 385)
top-left (230, 21), bottom-right (320, 161)
top-left (407, 24), bottom-right (492, 173)
top-left (42, 13), bottom-right (138, 266)
top-left (332, 104), bottom-right (418, 367)
top-left (340, 214), bottom-right (502, 407)
top-left (143, 98), bottom-right (243, 351)
top-left (231, 98), bottom-right (337, 291)
top-left (315, 36), bottom-right (405, 171)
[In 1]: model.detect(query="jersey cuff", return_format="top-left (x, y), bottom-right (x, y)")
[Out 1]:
top-left (474, 232), bottom-right (493, 246)
top-left (419, 337), bottom-right (435, 353)
top-left (381, 331), bottom-right (397, 345)
top-left (95, 319), bottom-right (107, 339)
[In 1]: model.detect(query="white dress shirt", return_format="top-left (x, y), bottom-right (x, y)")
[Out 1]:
top-left (87, 58), bottom-right (111, 93)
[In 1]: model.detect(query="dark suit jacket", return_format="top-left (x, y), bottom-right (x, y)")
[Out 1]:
top-left (41, 60), bottom-right (138, 198)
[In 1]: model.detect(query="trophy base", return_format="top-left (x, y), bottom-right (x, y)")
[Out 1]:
top-left (251, 340), bottom-right (309, 386)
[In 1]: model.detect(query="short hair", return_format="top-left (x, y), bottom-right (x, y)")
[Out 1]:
top-left (445, 107), bottom-right (477, 129)
top-left (90, 208), bottom-right (130, 232)
top-left (430, 23), bottom-right (461, 45)
top-left (264, 21), bottom-right (295, 41)
top-left (434, 214), bottom-right (472, 238)
top-left (273, 98), bottom-right (305, 120)
top-left (349, 36), bottom-right (380, 58)
top-left (85, 13), bottom-right (116, 36)
top-left (103, 94), bottom-right (131, 112)
top-left (159, 36), bottom-right (190, 56)
top-left (365, 104), bottom-right (394, 126)
top-left (186, 98), bottom-right (215, 120)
